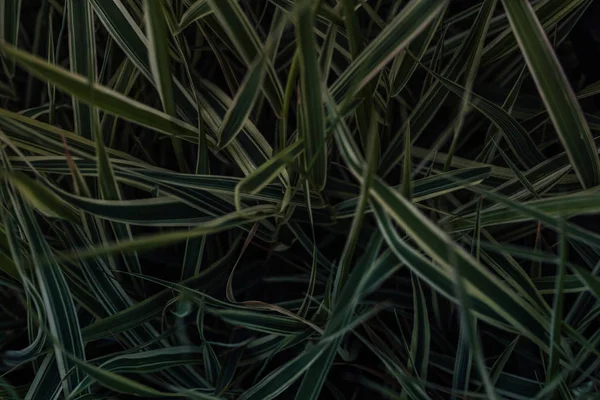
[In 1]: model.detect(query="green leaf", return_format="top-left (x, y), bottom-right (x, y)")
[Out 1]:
top-left (207, 308), bottom-right (309, 335)
top-left (451, 323), bottom-right (474, 400)
top-left (488, 337), bottom-right (519, 388)
top-left (483, 0), bottom-right (589, 64)
top-left (569, 265), bottom-right (600, 305)
top-left (318, 20), bottom-right (336, 82)
top-left (329, 94), bottom-right (552, 349)
top-left (450, 192), bottom-right (600, 231)
top-left (0, 42), bottom-right (201, 141)
top-left (178, 0), bottom-right (211, 32)
top-left (341, 0), bottom-right (373, 152)
top-left (217, 14), bottom-right (286, 151)
top-left (0, 377), bottom-right (19, 400)
top-left (451, 199), bottom-right (499, 400)
top-left (23, 354), bottom-right (62, 399)
top-left (65, 353), bottom-right (179, 398)
top-left (334, 167), bottom-right (491, 218)
top-left (331, 0), bottom-right (447, 103)
top-left (577, 79), bottom-right (600, 99)
top-left (0, 0), bottom-right (21, 74)
top-left (354, 330), bottom-right (432, 400)
top-left (459, 179), bottom-right (600, 253)
top-left (502, 0), bottom-right (600, 188)
top-left (144, 0), bottom-right (187, 172)
top-left (268, 0), bottom-right (343, 26)
top-left (390, 6), bottom-right (445, 96)
top-left (239, 343), bottom-right (326, 400)
top-left (444, 0), bottom-right (498, 171)
top-left (2, 172), bottom-right (79, 223)
top-left (293, 233), bottom-right (391, 400)
top-left (206, 0), bottom-right (283, 114)
top-left (409, 275), bottom-right (430, 381)
top-left (88, 0), bottom-right (279, 176)
top-left (547, 220), bottom-right (567, 385)
top-left (70, 347), bottom-right (205, 397)
top-left (82, 293), bottom-right (170, 343)
top-left (296, 0), bottom-right (327, 190)
top-left (336, 106), bottom-right (380, 290)
top-left (60, 205), bottom-right (277, 261)
top-left (0, 108), bottom-right (140, 162)
top-left (235, 140), bottom-right (302, 210)
top-left (415, 59), bottom-right (545, 169)
top-left (67, 0), bottom-right (95, 140)
top-left (401, 122), bottom-right (412, 199)
top-left (242, 235), bottom-right (395, 400)
top-left (6, 192), bottom-right (86, 395)
top-left (218, 51), bottom-right (268, 150)
top-left (82, 238), bottom-right (241, 342)
top-left (197, 79), bottom-right (278, 176)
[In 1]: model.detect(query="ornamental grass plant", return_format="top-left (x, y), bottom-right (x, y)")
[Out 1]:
top-left (1, 0), bottom-right (600, 398)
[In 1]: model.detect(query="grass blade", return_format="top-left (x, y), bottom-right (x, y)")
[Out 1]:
top-left (329, 95), bottom-right (552, 349)
top-left (144, 0), bottom-right (187, 172)
top-left (547, 219), bottom-right (567, 387)
top-left (218, 15), bottom-right (286, 150)
top-left (206, 0), bottom-right (283, 114)
top-left (296, 0), bottom-right (327, 190)
top-left (409, 275), bottom-right (430, 382)
top-left (0, 0), bottom-right (21, 74)
top-left (502, 0), bottom-right (600, 188)
top-left (331, 0), bottom-right (447, 102)
top-left (415, 59), bottom-right (545, 169)
top-left (65, 353), bottom-right (179, 398)
top-left (218, 52), bottom-right (268, 150)
top-left (390, 6), bottom-right (445, 96)
top-left (67, 0), bottom-right (95, 140)
top-left (60, 205), bottom-right (276, 261)
top-left (2, 171), bottom-right (79, 223)
top-left (178, 0), bottom-right (211, 32)
top-left (1, 42), bottom-right (200, 140)
top-left (5, 188), bottom-right (85, 395)
top-left (234, 140), bottom-right (302, 210)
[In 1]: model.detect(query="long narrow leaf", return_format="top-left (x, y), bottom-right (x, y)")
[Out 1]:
top-left (296, 0), bottom-right (327, 190)
top-left (502, 0), bottom-right (600, 188)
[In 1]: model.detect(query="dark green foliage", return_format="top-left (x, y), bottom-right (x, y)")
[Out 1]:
top-left (1, 0), bottom-right (600, 399)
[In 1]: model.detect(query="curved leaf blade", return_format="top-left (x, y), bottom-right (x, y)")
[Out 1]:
top-left (502, 0), bottom-right (600, 188)
top-left (296, 0), bottom-right (327, 190)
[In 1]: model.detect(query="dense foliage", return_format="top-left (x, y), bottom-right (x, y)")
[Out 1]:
top-left (1, 0), bottom-right (600, 398)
